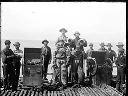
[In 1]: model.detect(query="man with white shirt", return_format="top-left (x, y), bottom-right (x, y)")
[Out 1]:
top-left (13, 42), bottom-right (23, 90)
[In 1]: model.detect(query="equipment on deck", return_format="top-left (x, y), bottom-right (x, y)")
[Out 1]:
top-left (23, 48), bottom-right (42, 86)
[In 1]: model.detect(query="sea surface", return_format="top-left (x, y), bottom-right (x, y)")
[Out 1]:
top-left (0, 39), bottom-right (126, 81)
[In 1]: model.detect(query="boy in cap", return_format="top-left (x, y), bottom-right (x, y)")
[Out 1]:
top-left (1, 40), bottom-right (15, 90)
top-left (41, 40), bottom-right (51, 80)
top-left (115, 42), bottom-right (126, 92)
top-left (13, 42), bottom-right (23, 90)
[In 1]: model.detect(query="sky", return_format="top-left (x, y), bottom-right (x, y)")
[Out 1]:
top-left (1, 2), bottom-right (126, 43)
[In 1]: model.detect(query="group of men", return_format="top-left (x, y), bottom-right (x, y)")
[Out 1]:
top-left (1, 41), bottom-right (23, 91)
top-left (40, 28), bottom-right (126, 92)
top-left (1, 28), bottom-right (126, 92)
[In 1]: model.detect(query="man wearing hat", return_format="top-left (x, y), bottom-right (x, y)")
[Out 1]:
top-left (52, 40), bottom-right (70, 85)
top-left (86, 43), bottom-right (94, 76)
top-left (86, 43), bottom-right (94, 58)
top-left (115, 42), bottom-right (126, 92)
top-left (1, 40), bottom-right (15, 90)
top-left (41, 40), bottom-right (51, 80)
top-left (116, 42), bottom-right (125, 56)
top-left (73, 31), bottom-right (87, 51)
top-left (56, 28), bottom-right (68, 45)
top-left (98, 42), bottom-right (107, 51)
top-left (71, 31), bottom-right (87, 84)
top-left (13, 42), bottom-right (23, 90)
top-left (105, 43), bottom-right (117, 86)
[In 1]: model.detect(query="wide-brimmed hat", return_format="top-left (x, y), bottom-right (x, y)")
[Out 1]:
top-left (100, 42), bottom-right (105, 46)
top-left (106, 43), bottom-right (113, 47)
top-left (59, 28), bottom-right (67, 33)
top-left (13, 42), bottom-right (20, 46)
top-left (74, 31), bottom-right (80, 36)
top-left (116, 42), bottom-right (124, 46)
top-left (42, 40), bottom-right (49, 44)
top-left (5, 40), bottom-right (11, 45)
top-left (89, 43), bottom-right (93, 46)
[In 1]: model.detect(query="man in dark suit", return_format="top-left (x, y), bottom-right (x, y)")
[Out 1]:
top-left (105, 43), bottom-right (117, 85)
top-left (1, 40), bottom-right (15, 90)
top-left (115, 42), bottom-right (126, 92)
top-left (41, 40), bottom-right (52, 80)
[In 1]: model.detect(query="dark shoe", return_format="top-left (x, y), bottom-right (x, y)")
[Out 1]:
top-left (12, 88), bottom-right (17, 91)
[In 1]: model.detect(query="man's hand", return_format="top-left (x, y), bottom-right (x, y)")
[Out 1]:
top-left (7, 55), bottom-right (15, 58)
top-left (49, 60), bottom-right (51, 64)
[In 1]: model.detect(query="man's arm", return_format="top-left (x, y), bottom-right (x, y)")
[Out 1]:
top-left (83, 39), bottom-right (87, 47)
top-left (1, 50), bottom-right (7, 64)
top-left (112, 50), bottom-right (117, 63)
top-left (49, 47), bottom-right (52, 64)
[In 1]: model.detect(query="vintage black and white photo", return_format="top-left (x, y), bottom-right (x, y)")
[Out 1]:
top-left (0, 2), bottom-right (126, 96)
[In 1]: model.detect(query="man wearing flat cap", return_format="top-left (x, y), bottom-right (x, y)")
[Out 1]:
top-left (1, 40), bottom-right (15, 90)
top-left (115, 42), bottom-right (126, 92)
top-left (41, 40), bottom-right (51, 80)
top-left (13, 42), bottom-right (23, 90)
top-left (105, 43), bottom-right (117, 86)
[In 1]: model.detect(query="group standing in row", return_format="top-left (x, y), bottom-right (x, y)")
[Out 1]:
top-left (1, 28), bottom-right (126, 93)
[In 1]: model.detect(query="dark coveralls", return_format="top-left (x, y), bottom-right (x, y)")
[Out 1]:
top-left (105, 49), bottom-right (116, 85)
top-left (71, 37), bottom-right (87, 84)
top-left (13, 49), bottom-right (23, 89)
top-left (115, 54), bottom-right (126, 92)
top-left (71, 49), bottom-right (84, 84)
top-left (1, 48), bottom-right (15, 90)
top-left (41, 45), bottom-right (51, 79)
top-left (86, 48), bottom-right (94, 76)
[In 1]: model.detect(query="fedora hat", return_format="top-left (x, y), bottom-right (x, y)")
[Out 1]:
top-left (13, 42), bottom-right (20, 46)
top-left (74, 31), bottom-right (80, 36)
top-left (106, 43), bottom-right (112, 47)
top-left (5, 40), bottom-right (11, 45)
top-left (116, 42), bottom-right (124, 46)
top-left (59, 28), bottom-right (67, 33)
top-left (42, 40), bottom-right (49, 44)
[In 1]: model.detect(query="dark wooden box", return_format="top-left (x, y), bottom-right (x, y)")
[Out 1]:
top-left (23, 48), bottom-right (43, 86)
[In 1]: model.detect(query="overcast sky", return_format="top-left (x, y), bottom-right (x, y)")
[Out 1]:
top-left (1, 2), bottom-right (126, 43)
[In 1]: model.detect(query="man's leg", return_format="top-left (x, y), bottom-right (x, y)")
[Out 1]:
top-left (15, 62), bottom-right (21, 89)
top-left (116, 67), bottom-right (121, 91)
top-left (9, 65), bottom-right (16, 90)
top-left (44, 60), bottom-right (49, 80)
top-left (120, 67), bottom-right (125, 92)
top-left (3, 65), bottom-right (8, 90)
